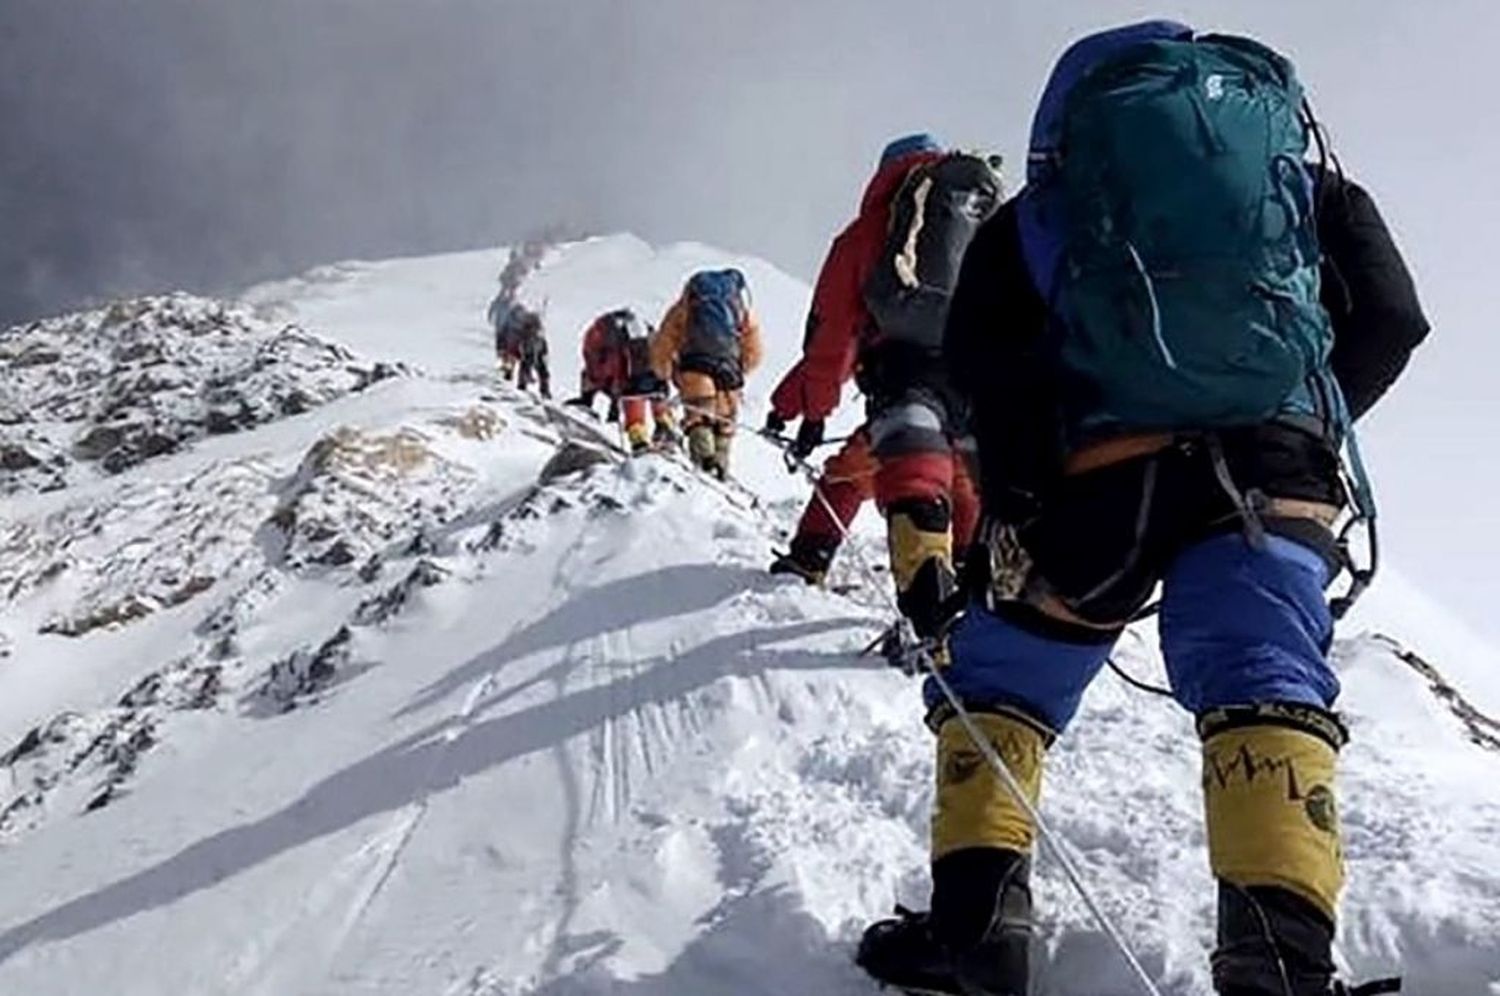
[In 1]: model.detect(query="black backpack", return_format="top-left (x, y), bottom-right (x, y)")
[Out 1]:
top-left (864, 152), bottom-right (1004, 351)
top-left (603, 309), bottom-right (638, 348)
top-left (625, 337), bottom-right (654, 381)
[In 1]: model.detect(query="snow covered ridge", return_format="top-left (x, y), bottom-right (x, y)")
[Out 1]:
top-left (0, 292), bottom-right (407, 494)
top-left (0, 237), bottom-right (1497, 994)
top-left (1361, 633), bottom-right (1500, 753)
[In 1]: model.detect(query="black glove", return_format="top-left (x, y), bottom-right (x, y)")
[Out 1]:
top-left (789, 418), bottom-right (824, 460)
top-left (763, 411), bottom-right (788, 436)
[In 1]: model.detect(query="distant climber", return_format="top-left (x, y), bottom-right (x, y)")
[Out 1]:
top-left (571, 307), bottom-right (679, 454)
top-left (766, 133), bottom-right (1001, 630)
top-left (650, 269), bottom-right (763, 479)
top-left (486, 291), bottom-right (514, 348)
top-left (854, 22), bottom-right (1430, 996)
top-left (493, 302), bottom-right (551, 399)
top-left (487, 233), bottom-right (560, 399)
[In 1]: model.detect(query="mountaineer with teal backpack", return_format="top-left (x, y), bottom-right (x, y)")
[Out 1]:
top-left (855, 20), bottom-right (1429, 996)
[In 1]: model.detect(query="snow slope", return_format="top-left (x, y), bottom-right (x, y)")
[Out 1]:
top-left (0, 236), bottom-right (1497, 996)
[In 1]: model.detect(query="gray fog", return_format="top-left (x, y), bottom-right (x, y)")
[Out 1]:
top-left (3, 1), bottom-right (1497, 644)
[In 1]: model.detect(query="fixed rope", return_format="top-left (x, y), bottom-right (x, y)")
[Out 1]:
top-left (669, 397), bottom-right (855, 448)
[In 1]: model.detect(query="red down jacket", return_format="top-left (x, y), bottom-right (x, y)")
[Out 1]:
top-left (771, 149), bottom-right (943, 423)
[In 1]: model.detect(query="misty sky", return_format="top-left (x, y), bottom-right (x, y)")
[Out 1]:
top-left (3, 0), bottom-right (1498, 646)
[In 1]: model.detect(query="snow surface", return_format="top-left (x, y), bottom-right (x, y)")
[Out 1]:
top-left (0, 235), bottom-right (1497, 996)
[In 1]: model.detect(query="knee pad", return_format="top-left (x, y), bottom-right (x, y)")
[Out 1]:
top-left (931, 706), bottom-right (1052, 859)
top-left (870, 396), bottom-right (947, 449)
top-left (1200, 703), bottom-right (1348, 920)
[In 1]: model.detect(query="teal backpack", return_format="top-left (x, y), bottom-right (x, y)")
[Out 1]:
top-left (1020, 28), bottom-right (1378, 612)
top-left (1027, 34), bottom-right (1336, 440)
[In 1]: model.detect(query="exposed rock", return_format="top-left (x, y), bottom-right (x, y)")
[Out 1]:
top-left (256, 627), bottom-right (356, 712)
top-left (0, 292), bottom-right (409, 495)
top-left (266, 425), bottom-right (477, 574)
top-left (352, 559), bottom-right (449, 626)
top-left (1376, 634), bottom-right (1500, 753)
top-left (539, 440), bottom-right (614, 484)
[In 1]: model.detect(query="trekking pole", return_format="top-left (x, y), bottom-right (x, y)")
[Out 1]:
top-left (759, 432), bottom-right (1165, 996)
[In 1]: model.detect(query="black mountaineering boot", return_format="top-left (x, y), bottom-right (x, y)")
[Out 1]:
top-left (932, 847), bottom-right (1032, 995)
top-left (1214, 884), bottom-right (1337, 995)
top-left (856, 850), bottom-right (1033, 996)
top-left (770, 535), bottom-right (838, 585)
top-left (856, 906), bottom-right (958, 996)
top-left (1214, 885), bottom-right (1400, 994)
top-left (897, 555), bottom-right (961, 639)
top-left (652, 421), bottom-right (681, 452)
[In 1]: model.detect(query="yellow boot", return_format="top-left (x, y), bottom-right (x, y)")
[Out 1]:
top-left (888, 502), bottom-right (958, 639)
top-left (925, 705), bottom-right (1052, 994)
top-left (625, 421), bottom-right (652, 455)
top-left (652, 410), bottom-right (681, 451)
top-left (687, 424), bottom-right (717, 473)
top-left (930, 705), bottom-right (1050, 859)
top-left (1200, 703), bottom-right (1348, 994)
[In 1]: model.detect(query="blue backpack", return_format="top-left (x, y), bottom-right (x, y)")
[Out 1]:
top-left (1020, 26), bottom-right (1340, 444)
top-left (683, 269), bottom-right (747, 365)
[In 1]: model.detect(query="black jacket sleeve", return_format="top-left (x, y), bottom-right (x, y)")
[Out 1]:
top-left (1318, 173), bottom-right (1430, 422)
top-left (944, 199), bottom-right (1059, 524)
